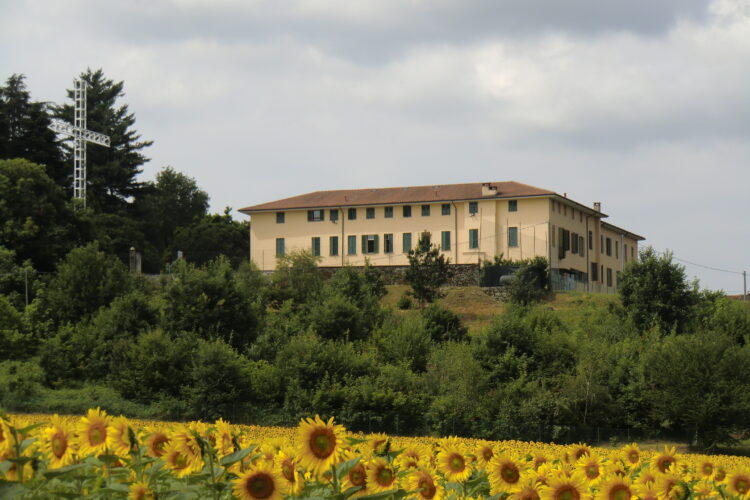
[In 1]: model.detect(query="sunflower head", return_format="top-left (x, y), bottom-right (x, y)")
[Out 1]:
top-left (570, 444), bottom-right (591, 461)
top-left (107, 416), bottom-right (133, 457)
top-left (297, 415), bottom-right (345, 476)
top-left (727, 470), bottom-right (750, 498)
top-left (511, 478), bottom-right (543, 500)
top-left (621, 443), bottom-right (641, 466)
top-left (128, 481), bottom-right (155, 500)
top-left (75, 407), bottom-right (111, 456)
top-left (234, 462), bottom-right (287, 500)
top-left (437, 442), bottom-right (472, 482)
top-left (43, 415), bottom-right (74, 469)
top-left (654, 446), bottom-right (677, 474)
top-left (367, 457), bottom-right (398, 493)
top-left (540, 472), bottom-right (588, 500)
top-left (145, 430), bottom-right (170, 458)
top-left (488, 454), bottom-right (525, 495)
top-left (595, 477), bottom-right (633, 500)
top-left (575, 452), bottom-right (603, 483)
top-left (406, 468), bottom-right (444, 500)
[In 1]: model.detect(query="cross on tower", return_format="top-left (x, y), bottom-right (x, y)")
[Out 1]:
top-left (49, 78), bottom-right (110, 207)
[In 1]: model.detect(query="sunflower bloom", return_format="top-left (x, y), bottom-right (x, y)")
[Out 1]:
top-left (215, 419), bottom-right (235, 458)
top-left (656, 472), bottom-right (687, 500)
top-left (343, 460), bottom-right (369, 496)
top-left (510, 478), bottom-right (543, 500)
top-left (234, 462), bottom-right (286, 500)
top-left (727, 469), bottom-right (750, 498)
top-left (297, 415), bottom-right (345, 475)
top-left (476, 443), bottom-right (496, 468)
top-left (0, 419), bottom-right (15, 455)
top-left (396, 445), bottom-right (428, 471)
top-left (540, 472), bottom-right (588, 500)
top-left (277, 449), bottom-right (304, 495)
top-left (570, 444), bottom-right (591, 461)
top-left (75, 407), bottom-right (111, 457)
top-left (128, 481), bottom-right (155, 500)
top-left (653, 446), bottom-right (677, 474)
top-left (488, 454), bottom-right (526, 495)
top-left (633, 481), bottom-right (659, 500)
top-left (42, 415), bottom-right (75, 469)
top-left (367, 457), bottom-right (398, 493)
top-left (163, 441), bottom-right (200, 478)
top-left (365, 433), bottom-right (390, 456)
top-left (437, 442), bottom-right (472, 482)
top-left (594, 476), bottom-right (633, 500)
top-left (692, 479), bottom-right (715, 499)
top-left (575, 452), bottom-right (604, 484)
top-left (107, 416), bottom-right (134, 457)
top-left (621, 444), bottom-right (641, 467)
top-left (144, 430), bottom-right (170, 458)
top-left (406, 468), bottom-right (444, 500)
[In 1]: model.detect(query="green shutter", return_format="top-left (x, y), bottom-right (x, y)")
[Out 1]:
top-left (374, 235), bottom-right (379, 254)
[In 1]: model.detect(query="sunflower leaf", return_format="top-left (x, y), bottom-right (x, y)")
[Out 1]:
top-left (346, 437), bottom-right (369, 446)
top-left (18, 437), bottom-right (37, 454)
top-left (342, 485), bottom-right (363, 498)
top-left (335, 457), bottom-right (362, 481)
top-left (218, 445), bottom-right (257, 467)
top-left (17, 422), bottom-right (45, 436)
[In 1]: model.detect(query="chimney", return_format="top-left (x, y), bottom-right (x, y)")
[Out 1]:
top-left (593, 202), bottom-right (601, 213)
top-left (481, 183), bottom-right (498, 196)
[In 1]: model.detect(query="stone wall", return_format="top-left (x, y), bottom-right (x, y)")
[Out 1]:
top-left (319, 264), bottom-right (480, 286)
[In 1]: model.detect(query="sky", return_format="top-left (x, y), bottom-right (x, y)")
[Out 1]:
top-left (1, 0), bottom-right (749, 292)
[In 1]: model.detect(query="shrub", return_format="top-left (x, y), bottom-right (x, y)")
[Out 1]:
top-left (422, 303), bottom-right (468, 342)
top-left (397, 294), bottom-right (412, 310)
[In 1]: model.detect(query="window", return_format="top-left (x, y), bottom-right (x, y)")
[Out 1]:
top-left (579, 236), bottom-right (585, 256)
top-left (420, 232), bottom-right (431, 245)
top-left (469, 201), bottom-right (478, 215)
top-left (366, 207), bottom-right (375, 219)
top-left (600, 265), bottom-right (604, 282)
top-left (362, 235), bottom-right (379, 254)
top-left (615, 241), bottom-right (619, 259)
top-left (607, 268), bottom-right (613, 287)
top-left (469, 229), bottom-right (479, 249)
top-left (551, 225), bottom-right (556, 247)
top-left (624, 244), bottom-right (628, 262)
top-left (441, 203), bottom-right (450, 215)
top-left (330, 209), bottom-right (339, 222)
top-left (588, 231), bottom-right (593, 250)
top-left (402, 233), bottom-right (412, 253)
top-left (441, 231), bottom-right (451, 251)
top-left (385, 206), bottom-right (393, 218)
top-left (509, 200), bottom-right (517, 212)
top-left (600, 235), bottom-right (604, 252)
top-left (403, 205), bottom-right (412, 218)
top-left (330, 236), bottom-right (339, 256)
top-left (311, 237), bottom-right (321, 256)
top-left (384, 233), bottom-right (394, 253)
top-left (606, 237), bottom-right (612, 256)
top-left (347, 235), bottom-right (356, 255)
top-left (307, 209), bottom-right (324, 222)
top-left (590, 262), bottom-right (598, 282)
top-left (275, 238), bottom-right (285, 257)
top-left (421, 204), bottom-right (430, 216)
top-left (348, 208), bottom-right (357, 220)
top-left (571, 232), bottom-right (579, 254)
top-left (508, 227), bottom-right (518, 247)
top-left (276, 212), bottom-right (285, 224)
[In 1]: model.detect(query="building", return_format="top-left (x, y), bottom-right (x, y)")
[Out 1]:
top-left (239, 181), bottom-right (645, 292)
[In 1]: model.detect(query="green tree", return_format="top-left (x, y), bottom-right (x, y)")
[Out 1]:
top-left (0, 74), bottom-right (66, 187)
top-left (405, 232), bottom-right (451, 307)
top-left (170, 209), bottom-right (248, 268)
top-left (618, 247), bottom-right (697, 332)
top-left (267, 250), bottom-right (323, 308)
top-left (54, 69), bottom-right (152, 213)
top-left (0, 159), bottom-right (82, 271)
top-left (507, 256), bottom-right (549, 306)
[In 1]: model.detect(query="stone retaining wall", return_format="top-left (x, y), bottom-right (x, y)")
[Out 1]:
top-left (320, 264), bottom-right (480, 286)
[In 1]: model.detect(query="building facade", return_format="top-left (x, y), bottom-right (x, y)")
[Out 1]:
top-left (239, 181), bottom-right (644, 292)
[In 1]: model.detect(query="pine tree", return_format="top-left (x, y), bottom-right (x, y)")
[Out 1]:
top-left (405, 232), bottom-right (452, 308)
top-left (0, 74), bottom-right (66, 187)
top-left (54, 68), bottom-right (152, 213)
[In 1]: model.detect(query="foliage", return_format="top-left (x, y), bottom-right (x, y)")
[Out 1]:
top-left (267, 250), bottom-right (324, 308)
top-left (619, 247), bottom-right (697, 333)
top-left (405, 232), bottom-right (451, 307)
top-left (421, 303), bottom-right (468, 342)
top-left (170, 208), bottom-right (248, 268)
top-left (396, 293), bottom-right (412, 310)
top-left (507, 256), bottom-right (549, 306)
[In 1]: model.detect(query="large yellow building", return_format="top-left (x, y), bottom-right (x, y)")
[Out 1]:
top-left (239, 181), bottom-right (644, 292)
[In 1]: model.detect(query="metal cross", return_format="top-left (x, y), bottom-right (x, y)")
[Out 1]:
top-left (49, 78), bottom-right (110, 207)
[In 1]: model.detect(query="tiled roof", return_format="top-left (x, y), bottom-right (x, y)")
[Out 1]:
top-left (239, 181), bottom-right (555, 212)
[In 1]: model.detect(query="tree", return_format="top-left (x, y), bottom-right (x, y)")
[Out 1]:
top-left (170, 209), bottom-right (248, 268)
top-left (618, 247), bottom-right (697, 333)
top-left (54, 69), bottom-right (152, 213)
top-left (0, 74), bottom-right (66, 187)
top-left (134, 166), bottom-right (209, 269)
top-left (507, 257), bottom-right (549, 306)
top-left (0, 159), bottom-right (82, 271)
top-left (405, 232), bottom-right (451, 307)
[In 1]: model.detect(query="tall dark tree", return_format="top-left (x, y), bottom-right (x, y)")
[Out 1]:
top-left (405, 232), bottom-right (451, 307)
top-left (0, 74), bottom-right (66, 186)
top-left (54, 68), bottom-right (152, 213)
top-left (170, 209), bottom-right (249, 268)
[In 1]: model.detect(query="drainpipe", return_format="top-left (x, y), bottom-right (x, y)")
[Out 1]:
top-left (340, 207), bottom-right (345, 267)
top-left (451, 201), bottom-right (458, 264)
top-left (585, 216), bottom-right (590, 292)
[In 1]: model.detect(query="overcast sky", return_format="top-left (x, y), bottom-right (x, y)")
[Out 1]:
top-left (2, 0), bottom-right (749, 292)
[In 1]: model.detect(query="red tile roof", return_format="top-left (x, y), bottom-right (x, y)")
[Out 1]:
top-left (240, 181), bottom-right (555, 212)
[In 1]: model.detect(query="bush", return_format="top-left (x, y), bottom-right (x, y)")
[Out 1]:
top-left (507, 257), bottom-right (548, 306)
top-left (371, 315), bottom-right (432, 372)
top-left (397, 294), bottom-right (412, 310)
top-left (0, 359), bottom-right (44, 405)
top-left (422, 303), bottom-right (468, 342)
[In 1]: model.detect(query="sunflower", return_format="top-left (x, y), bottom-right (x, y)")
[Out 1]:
top-left (488, 454), bottom-right (526, 495)
top-left (366, 433), bottom-right (390, 456)
top-left (437, 442), bottom-right (472, 482)
top-left (215, 418), bottom-right (235, 458)
top-left (234, 462), bottom-right (287, 500)
top-left (575, 452), bottom-right (604, 484)
top-left (692, 479), bottom-right (715, 499)
top-left (0, 419), bottom-right (15, 455)
top-left (594, 477), bottom-right (633, 500)
top-left (396, 445), bottom-right (428, 470)
top-left (621, 444), bottom-right (641, 467)
top-left (533, 453), bottom-right (550, 470)
top-left (653, 446), bottom-right (677, 474)
top-left (297, 415), bottom-right (345, 475)
top-left (540, 472), bottom-right (588, 500)
top-left (510, 478), bottom-right (543, 500)
top-left (570, 444), bottom-right (591, 461)
top-left (128, 481), bottom-right (155, 500)
top-left (697, 460), bottom-right (714, 480)
top-left (632, 482), bottom-right (659, 500)
top-left (655, 472), bottom-right (687, 500)
top-left (107, 416), bottom-right (134, 457)
top-left (144, 430), bottom-right (170, 458)
top-left (342, 460), bottom-right (369, 496)
top-left (42, 415), bottom-right (75, 469)
top-left (367, 457), bottom-right (398, 493)
top-left (75, 407), bottom-right (111, 457)
top-left (727, 469), bottom-right (750, 498)
top-left (476, 443), bottom-right (496, 468)
top-left (405, 468), bottom-right (444, 500)
top-left (714, 467), bottom-right (727, 483)
top-left (277, 449), bottom-right (304, 495)
top-left (533, 463), bottom-right (554, 486)
top-left (635, 467), bottom-right (658, 487)
top-left (163, 441), bottom-right (199, 478)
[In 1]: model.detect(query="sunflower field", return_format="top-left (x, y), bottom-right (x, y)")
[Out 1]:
top-left (2, 409), bottom-right (750, 500)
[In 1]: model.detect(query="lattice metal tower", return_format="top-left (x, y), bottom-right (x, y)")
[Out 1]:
top-left (49, 78), bottom-right (111, 207)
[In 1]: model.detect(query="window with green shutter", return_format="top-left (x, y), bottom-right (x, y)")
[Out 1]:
top-left (307, 209), bottom-right (324, 222)
top-left (441, 203), bottom-right (450, 215)
top-left (362, 234), bottom-right (379, 254)
top-left (330, 236), bottom-right (339, 256)
top-left (348, 208), bottom-right (357, 220)
top-left (366, 207), bottom-right (375, 219)
top-left (441, 231), bottom-right (451, 251)
top-left (508, 227), bottom-right (518, 247)
top-left (330, 209), bottom-right (339, 222)
top-left (311, 237), bottom-right (321, 256)
top-left (421, 205), bottom-right (430, 216)
top-left (347, 235), bottom-right (356, 255)
top-left (402, 233), bottom-right (412, 253)
top-left (469, 229), bottom-right (478, 249)
top-left (384, 234), bottom-right (393, 253)
top-left (275, 238), bottom-right (285, 257)
top-left (508, 200), bottom-right (518, 212)
top-left (276, 212), bottom-right (285, 224)
top-left (385, 206), bottom-right (393, 218)
top-left (469, 201), bottom-right (478, 215)
top-left (403, 205), bottom-right (412, 218)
